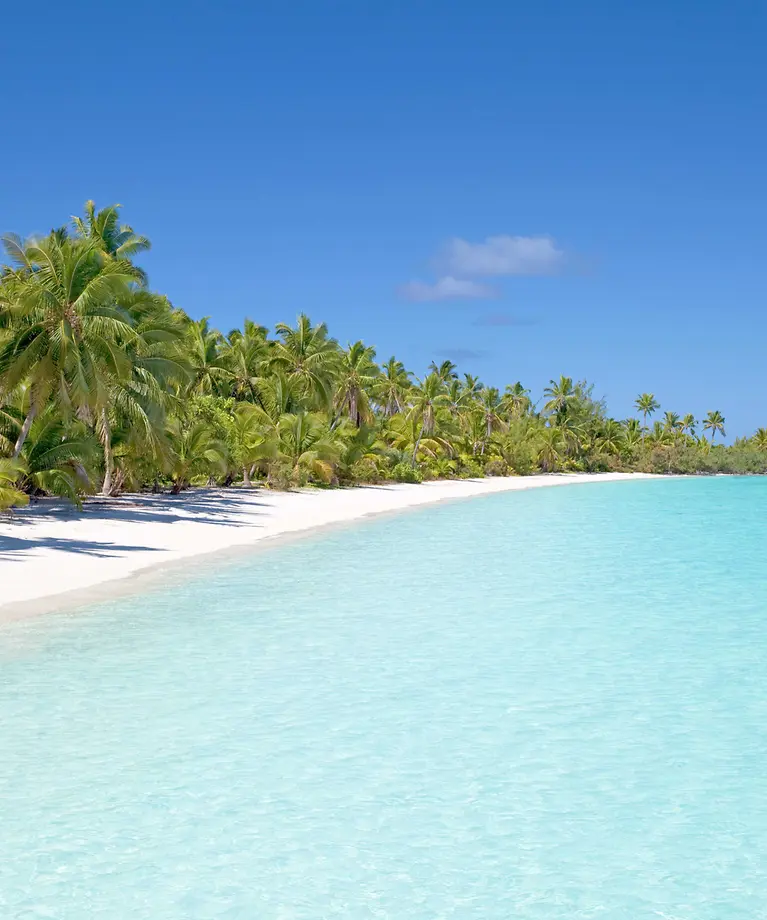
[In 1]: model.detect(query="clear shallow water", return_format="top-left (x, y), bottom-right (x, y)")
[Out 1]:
top-left (1, 478), bottom-right (766, 919)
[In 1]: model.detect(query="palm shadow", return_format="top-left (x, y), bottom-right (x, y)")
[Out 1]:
top-left (6, 489), bottom-right (271, 529)
top-left (0, 534), bottom-right (163, 562)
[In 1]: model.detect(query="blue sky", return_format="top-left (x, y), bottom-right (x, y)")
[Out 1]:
top-left (3, 1), bottom-right (766, 437)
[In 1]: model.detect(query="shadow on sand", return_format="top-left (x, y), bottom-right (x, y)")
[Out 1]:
top-left (0, 535), bottom-right (164, 562)
top-left (0, 489), bottom-right (272, 561)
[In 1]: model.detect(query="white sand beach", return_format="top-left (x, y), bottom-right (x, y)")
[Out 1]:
top-left (0, 473), bottom-right (653, 619)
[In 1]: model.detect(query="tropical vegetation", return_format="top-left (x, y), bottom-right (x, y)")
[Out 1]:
top-left (1, 202), bottom-right (765, 509)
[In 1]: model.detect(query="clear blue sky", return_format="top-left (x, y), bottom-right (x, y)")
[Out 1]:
top-left (3, 1), bottom-right (765, 437)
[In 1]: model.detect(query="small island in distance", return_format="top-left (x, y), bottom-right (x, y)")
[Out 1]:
top-left (1, 200), bottom-right (765, 511)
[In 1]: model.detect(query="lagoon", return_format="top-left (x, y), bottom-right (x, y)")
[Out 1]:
top-left (1, 477), bottom-right (765, 918)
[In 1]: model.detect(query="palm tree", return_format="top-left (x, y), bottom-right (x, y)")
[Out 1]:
top-left (446, 379), bottom-right (467, 418)
top-left (543, 376), bottom-right (575, 419)
top-left (387, 412), bottom-right (451, 464)
top-left (598, 418), bottom-right (624, 456)
top-left (271, 314), bottom-right (339, 409)
top-left (166, 417), bottom-right (228, 492)
top-left (221, 319), bottom-right (270, 402)
top-left (72, 200), bottom-right (151, 261)
top-left (276, 412), bottom-right (342, 485)
top-left (634, 393), bottom-right (660, 435)
top-left (251, 371), bottom-right (304, 423)
top-left (334, 341), bottom-right (379, 426)
top-left (753, 428), bottom-right (767, 450)
top-left (703, 410), bottom-right (725, 443)
top-left (680, 414), bottom-right (696, 437)
top-left (72, 201), bottom-right (151, 285)
top-left (536, 427), bottom-right (562, 472)
top-left (0, 232), bottom-right (141, 459)
top-left (476, 387), bottom-right (505, 448)
top-left (428, 359), bottom-right (458, 383)
top-left (408, 373), bottom-right (450, 465)
top-left (557, 413), bottom-right (584, 458)
top-left (97, 290), bottom-right (187, 494)
top-left (461, 373), bottom-right (483, 399)
top-left (229, 403), bottom-right (278, 485)
top-left (0, 458), bottom-right (28, 510)
top-left (622, 422), bottom-right (643, 453)
top-left (185, 317), bottom-right (231, 396)
top-left (647, 420), bottom-right (674, 447)
top-left (502, 381), bottom-right (531, 419)
top-left (663, 411), bottom-right (680, 432)
top-left (375, 357), bottom-right (411, 417)
top-left (19, 406), bottom-right (99, 503)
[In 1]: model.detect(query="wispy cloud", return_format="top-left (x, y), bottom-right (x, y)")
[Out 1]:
top-left (438, 347), bottom-right (487, 362)
top-left (399, 276), bottom-right (495, 302)
top-left (442, 235), bottom-right (564, 276)
top-left (473, 312), bottom-right (539, 327)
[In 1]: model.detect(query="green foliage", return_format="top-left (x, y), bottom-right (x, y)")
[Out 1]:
top-left (391, 462), bottom-right (423, 484)
top-left (0, 458), bottom-right (28, 510)
top-left (0, 199), bottom-right (763, 505)
top-left (484, 458), bottom-right (509, 477)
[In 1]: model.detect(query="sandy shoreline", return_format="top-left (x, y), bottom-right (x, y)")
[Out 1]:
top-left (0, 473), bottom-right (654, 621)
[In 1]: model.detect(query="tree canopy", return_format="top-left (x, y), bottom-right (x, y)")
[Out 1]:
top-left (0, 201), bottom-right (764, 509)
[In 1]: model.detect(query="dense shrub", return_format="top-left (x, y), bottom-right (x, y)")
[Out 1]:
top-left (484, 458), bottom-right (509, 477)
top-left (391, 462), bottom-right (423, 484)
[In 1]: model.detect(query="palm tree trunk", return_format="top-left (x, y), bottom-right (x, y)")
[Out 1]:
top-left (12, 404), bottom-right (37, 459)
top-left (243, 465), bottom-right (251, 486)
top-left (412, 424), bottom-right (425, 466)
top-left (100, 409), bottom-right (114, 496)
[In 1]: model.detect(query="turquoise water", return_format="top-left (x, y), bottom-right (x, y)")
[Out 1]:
top-left (1, 478), bottom-right (766, 918)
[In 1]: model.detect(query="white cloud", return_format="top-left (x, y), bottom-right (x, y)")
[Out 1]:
top-left (400, 275), bottom-right (495, 302)
top-left (442, 235), bottom-right (564, 276)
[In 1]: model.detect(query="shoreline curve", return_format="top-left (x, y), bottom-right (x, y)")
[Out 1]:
top-left (0, 473), bottom-right (659, 623)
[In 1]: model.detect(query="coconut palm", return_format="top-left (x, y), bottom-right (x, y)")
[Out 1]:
top-left (428, 359), bottom-right (458, 383)
top-left (502, 381), bottom-right (531, 419)
top-left (251, 371), bottom-right (304, 423)
top-left (634, 393), bottom-right (660, 435)
top-left (185, 317), bottom-right (231, 396)
top-left (408, 373), bottom-right (450, 465)
top-left (477, 387), bottom-right (505, 446)
top-left (0, 232), bottom-right (141, 459)
top-left (753, 428), bottom-right (767, 450)
top-left (96, 290), bottom-right (188, 494)
top-left (72, 201), bottom-right (151, 261)
top-left (165, 417), bottom-right (228, 492)
top-left (387, 412), bottom-right (451, 463)
top-left (0, 458), bottom-right (28, 510)
top-left (20, 407), bottom-right (99, 503)
top-left (221, 319), bottom-right (270, 402)
top-left (536, 427), bottom-right (562, 472)
top-left (680, 414), bottom-right (696, 437)
top-left (461, 373), bottom-right (483, 399)
top-left (445, 379), bottom-right (473, 419)
top-left (229, 403), bottom-right (278, 485)
top-left (703, 410), bottom-right (726, 443)
top-left (598, 418), bottom-right (624, 456)
top-left (334, 341), bottom-right (379, 426)
top-left (663, 411), bottom-right (680, 432)
top-left (375, 357), bottom-right (411, 417)
top-left (647, 420), bottom-right (674, 447)
top-left (276, 411), bottom-right (343, 485)
top-left (543, 376), bottom-right (575, 419)
top-left (271, 314), bottom-right (339, 410)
